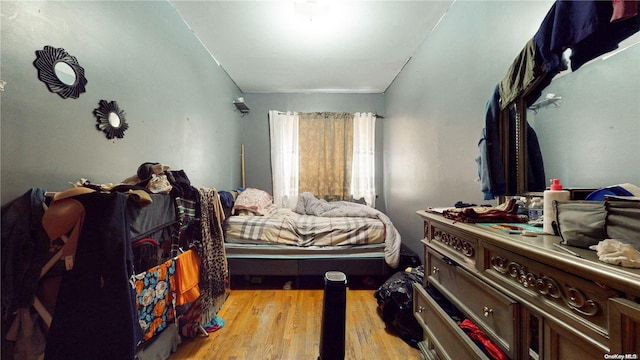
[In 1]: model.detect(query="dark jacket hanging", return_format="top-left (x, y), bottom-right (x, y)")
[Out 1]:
top-left (44, 192), bottom-right (142, 360)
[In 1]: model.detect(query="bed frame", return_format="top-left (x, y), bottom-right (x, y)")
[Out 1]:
top-left (225, 243), bottom-right (391, 289)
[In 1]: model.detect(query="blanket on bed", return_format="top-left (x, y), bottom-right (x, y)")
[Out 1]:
top-left (294, 192), bottom-right (401, 268)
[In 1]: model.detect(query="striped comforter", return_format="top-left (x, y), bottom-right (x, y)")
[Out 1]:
top-left (224, 208), bottom-right (386, 247)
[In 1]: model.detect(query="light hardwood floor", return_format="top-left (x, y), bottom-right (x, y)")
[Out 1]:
top-left (168, 289), bottom-right (420, 360)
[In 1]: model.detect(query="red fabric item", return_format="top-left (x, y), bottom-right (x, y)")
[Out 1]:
top-left (459, 319), bottom-right (508, 360)
top-left (611, 0), bottom-right (639, 22)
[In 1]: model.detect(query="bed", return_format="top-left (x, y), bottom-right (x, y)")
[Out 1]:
top-left (223, 189), bottom-right (402, 288)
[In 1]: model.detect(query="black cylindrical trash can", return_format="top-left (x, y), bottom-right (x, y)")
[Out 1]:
top-left (318, 271), bottom-right (347, 360)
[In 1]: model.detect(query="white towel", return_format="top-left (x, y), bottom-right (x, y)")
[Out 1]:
top-left (590, 239), bottom-right (640, 268)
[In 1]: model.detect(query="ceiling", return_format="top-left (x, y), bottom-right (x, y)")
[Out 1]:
top-left (169, 1), bottom-right (454, 94)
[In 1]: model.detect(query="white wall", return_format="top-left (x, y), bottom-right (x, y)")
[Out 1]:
top-left (383, 1), bottom-right (555, 257)
top-left (1, 1), bottom-right (243, 204)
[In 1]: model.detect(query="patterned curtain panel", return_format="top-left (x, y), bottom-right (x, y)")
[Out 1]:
top-left (298, 112), bottom-right (353, 202)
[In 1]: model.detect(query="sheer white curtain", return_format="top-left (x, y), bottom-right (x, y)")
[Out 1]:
top-left (351, 112), bottom-right (376, 207)
top-left (268, 110), bottom-right (299, 209)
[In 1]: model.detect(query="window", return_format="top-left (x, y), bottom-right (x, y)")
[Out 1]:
top-left (268, 110), bottom-right (376, 208)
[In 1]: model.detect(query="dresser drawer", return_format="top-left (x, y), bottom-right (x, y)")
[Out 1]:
top-left (425, 220), bottom-right (480, 271)
top-left (414, 285), bottom-right (490, 360)
top-left (427, 247), bottom-right (517, 358)
top-left (482, 243), bottom-right (621, 346)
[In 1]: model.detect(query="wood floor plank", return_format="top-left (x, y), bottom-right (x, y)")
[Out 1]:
top-left (168, 289), bottom-right (420, 359)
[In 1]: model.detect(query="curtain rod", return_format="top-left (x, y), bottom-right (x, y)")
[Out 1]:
top-left (275, 110), bottom-right (384, 118)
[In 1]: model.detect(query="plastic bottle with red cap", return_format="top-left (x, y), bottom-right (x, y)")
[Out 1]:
top-left (543, 178), bottom-right (570, 235)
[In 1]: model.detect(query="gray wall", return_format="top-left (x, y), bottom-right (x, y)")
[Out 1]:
top-left (383, 1), bottom-right (555, 257)
top-left (1, 1), bottom-right (243, 204)
top-left (239, 93), bottom-right (386, 210)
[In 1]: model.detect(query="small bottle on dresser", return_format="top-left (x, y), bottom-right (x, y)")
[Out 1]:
top-left (543, 179), bottom-right (570, 235)
top-left (528, 197), bottom-right (543, 222)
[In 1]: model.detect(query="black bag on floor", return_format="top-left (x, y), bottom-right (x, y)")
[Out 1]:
top-left (374, 266), bottom-right (424, 348)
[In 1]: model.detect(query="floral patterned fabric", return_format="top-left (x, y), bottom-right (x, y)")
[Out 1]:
top-left (133, 258), bottom-right (176, 342)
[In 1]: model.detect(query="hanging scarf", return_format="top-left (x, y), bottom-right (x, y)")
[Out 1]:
top-left (196, 188), bottom-right (228, 325)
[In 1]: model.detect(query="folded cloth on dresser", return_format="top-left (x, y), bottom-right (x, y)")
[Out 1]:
top-left (294, 192), bottom-right (401, 268)
top-left (443, 199), bottom-right (522, 223)
top-left (589, 239), bottom-right (640, 268)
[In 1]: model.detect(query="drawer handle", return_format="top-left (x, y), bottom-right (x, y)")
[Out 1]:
top-left (418, 305), bottom-right (426, 313)
top-left (431, 266), bottom-right (439, 274)
top-left (483, 306), bottom-right (494, 317)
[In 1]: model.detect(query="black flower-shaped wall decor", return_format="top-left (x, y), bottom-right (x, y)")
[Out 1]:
top-left (93, 100), bottom-right (129, 139)
top-left (33, 45), bottom-right (87, 99)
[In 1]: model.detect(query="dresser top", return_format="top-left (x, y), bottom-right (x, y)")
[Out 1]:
top-left (417, 209), bottom-right (640, 296)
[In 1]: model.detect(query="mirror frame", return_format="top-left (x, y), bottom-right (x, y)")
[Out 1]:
top-left (93, 100), bottom-right (129, 139)
top-left (33, 45), bottom-right (87, 99)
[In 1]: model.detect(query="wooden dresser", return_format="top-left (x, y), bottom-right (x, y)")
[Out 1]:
top-left (414, 210), bottom-right (640, 360)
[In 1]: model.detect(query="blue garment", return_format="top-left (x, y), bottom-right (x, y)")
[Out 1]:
top-left (477, 85), bottom-right (506, 200)
top-left (477, 86), bottom-right (546, 199)
top-left (526, 124), bottom-right (546, 192)
top-left (534, 0), bottom-right (640, 73)
top-left (1, 188), bottom-right (50, 317)
top-left (45, 192), bottom-right (143, 360)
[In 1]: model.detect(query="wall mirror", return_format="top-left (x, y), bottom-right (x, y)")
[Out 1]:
top-left (502, 4), bottom-right (640, 196)
top-left (527, 38), bottom-right (639, 190)
top-left (33, 45), bottom-right (87, 99)
top-left (93, 100), bottom-right (129, 139)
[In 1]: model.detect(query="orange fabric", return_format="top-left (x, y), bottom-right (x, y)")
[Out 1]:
top-left (42, 198), bottom-right (86, 260)
top-left (175, 250), bottom-right (201, 305)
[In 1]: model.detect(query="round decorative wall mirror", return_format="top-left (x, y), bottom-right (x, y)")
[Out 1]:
top-left (33, 45), bottom-right (87, 99)
top-left (53, 61), bottom-right (77, 86)
top-left (93, 100), bottom-right (129, 139)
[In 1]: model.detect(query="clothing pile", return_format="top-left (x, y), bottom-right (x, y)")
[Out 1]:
top-left (443, 199), bottom-right (524, 223)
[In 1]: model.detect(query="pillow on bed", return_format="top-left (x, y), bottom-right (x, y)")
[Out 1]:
top-left (232, 188), bottom-right (277, 216)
